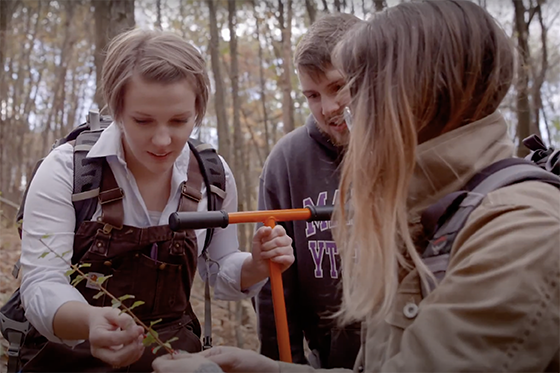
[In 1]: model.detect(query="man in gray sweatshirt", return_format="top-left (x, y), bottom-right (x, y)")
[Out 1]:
top-left (255, 13), bottom-right (362, 369)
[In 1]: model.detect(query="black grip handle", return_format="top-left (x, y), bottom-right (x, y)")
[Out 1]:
top-left (169, 211), bottom-right (229, 231)
top-left (307, 205), bottom-right (334, 221)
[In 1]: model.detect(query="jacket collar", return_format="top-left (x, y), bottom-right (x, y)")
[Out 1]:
top-left (408, 111), bottom-right (514, 216)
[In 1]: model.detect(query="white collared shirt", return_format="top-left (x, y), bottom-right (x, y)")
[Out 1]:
top-left (19, 123), bottom-right (264, 345)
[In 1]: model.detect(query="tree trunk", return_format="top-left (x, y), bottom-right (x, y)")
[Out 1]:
top-left (0, 0), bottom-right (15, 204)
top-left (305, 0), bottom-right (316, 24)
top-left (93, 0), bottom-right (135, 111)
top-left (373, 0), bottom-right (385, 12)
top-left (231, 34), bottom-right (246, 322)
top-left (0, 0), bottom-right (11, 85)
top-left (228, 0), bottom-right (247, 246)
top-left (156, 0), bottom-right (162, 29)
top-left (531, 3), bottom-right (547, 144)
top-left (207, 0), bottom-right (231, 162)
top-left (334, 0), bottom-right (342, 12)
top-left (41, 2), bottom-right (77, 155)
top-left (279, 0), bottom-right (294, 134)
top-left (513, 0), bottom-right (536, 157)
top-left (253, 3), bottom-right (271, 157)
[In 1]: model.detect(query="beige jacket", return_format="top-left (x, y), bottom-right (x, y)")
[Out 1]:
top-left (278, 112), bottom-right (560, 372)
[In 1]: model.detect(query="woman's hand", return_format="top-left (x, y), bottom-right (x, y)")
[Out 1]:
top-left (152, 351), bottom-right (224, 372)
top-left (88, 307), bottom-right (145, 368)
top-left (202, 346), bottom-right (279, 373)
top-left (241, 225), bottom-right (294, 289)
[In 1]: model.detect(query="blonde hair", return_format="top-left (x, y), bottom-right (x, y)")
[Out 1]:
top-left (101, 28), bottom-right (210, 126)
top-left (331, 0), bottom-right (514, 325)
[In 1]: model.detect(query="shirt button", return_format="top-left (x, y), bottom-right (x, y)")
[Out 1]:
top-left (403, 302), bottom-right (419, 319)
top-left (358, 365), bottom-right (364, 372)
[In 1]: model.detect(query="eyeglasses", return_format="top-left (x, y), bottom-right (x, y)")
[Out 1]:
top-left (343, 107), bottom-right (353, 131)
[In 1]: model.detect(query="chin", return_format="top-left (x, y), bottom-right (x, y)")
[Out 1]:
top-left (330, 133), bottom-right (349, 147)
top-left (144, 160), bottom-right (173, 175)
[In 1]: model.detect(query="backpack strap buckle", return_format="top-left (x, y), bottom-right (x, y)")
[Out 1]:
top-left (1, 312), bottom-right (30, 373)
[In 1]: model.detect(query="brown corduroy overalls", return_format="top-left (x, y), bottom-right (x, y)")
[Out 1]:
top-left (21, 150), bottom-right (206, 372)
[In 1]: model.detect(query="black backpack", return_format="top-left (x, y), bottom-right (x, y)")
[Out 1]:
top-left (0, 111), bottom-right (226, 372)
top-left (420, 134), bottom-right (560, 296)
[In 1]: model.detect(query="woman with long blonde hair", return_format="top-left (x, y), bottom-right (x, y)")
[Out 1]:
top-left (153, 1), bottom-right (560, 372)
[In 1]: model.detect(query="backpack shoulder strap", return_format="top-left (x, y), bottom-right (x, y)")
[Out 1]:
top-left (12, 121), bottom-right (107, 277)
top-left (71, 129), bottom-right (105, 234)
top-left (14, 123), bottom-right (93, 238)
top-left (186, 138), bottom-right (227, 351)
top-left (420, 158), bottom-right (560, 296)
top-left (187, 138), bottom-right (227, 253)
top-left (70, 115), bottom-right (113, 234)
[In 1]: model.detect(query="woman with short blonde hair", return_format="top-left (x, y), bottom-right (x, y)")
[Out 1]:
top-left (18, 28), bottom-right (294, 372)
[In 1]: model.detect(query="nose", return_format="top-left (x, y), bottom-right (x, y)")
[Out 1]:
top-left (152, 125), bottom-right (172, 148)
top-left (322, 95), bottom-right (341, 118)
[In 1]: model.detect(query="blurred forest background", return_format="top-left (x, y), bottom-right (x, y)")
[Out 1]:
top-left (0, 0), bottom-right (559, 365)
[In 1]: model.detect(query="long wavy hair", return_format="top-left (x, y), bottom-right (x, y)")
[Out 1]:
top-left (331, 0), bottom-right (514, 325)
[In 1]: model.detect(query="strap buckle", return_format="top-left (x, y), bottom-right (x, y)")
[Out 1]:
top-left (98, 187), bottom-right (124, 205)
top-left (1, 314), bottom-right (30, 373)
top-left (202, 336), bottom-right (212, 350)
top-left (181, 183), bottom-right (201, 203)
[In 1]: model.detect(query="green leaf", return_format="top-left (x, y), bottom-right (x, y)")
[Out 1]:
top-left (96, 275), bottom-right (112, 285)
top-left (146, 329), bottom-right (159, 339)
top-left (61, 250), bottom-right (72, 258)
top-left (93, 291), bottom-right (104, 300)
top-left (118, 294), bottom-right (135, 302)
top-left (151, 345), bottom-right (162, 354)
top-left (165, 337), bottom-right (178, 344)
top-left (71, 275), bottom-right (85, 286)
top-left (149, 319), bottom-right (162, 328)
top-left (143, 333), bottom-right (156, 347)
top-left (79, 263), bottom-right (91, 268)
top-left (38, 252), bottom-right (50, 259)
top-left (111, 299), bottom-right (121, 308)
top-left (41, 234), bottom-right (52, 239)
top-left (129, 300), bottom-right (145, 311)
top-left (64, 269), bottom-right (76, 277)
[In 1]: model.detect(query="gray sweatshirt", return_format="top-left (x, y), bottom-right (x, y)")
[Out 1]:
top-left (255, 114), bottom-right (361, 369)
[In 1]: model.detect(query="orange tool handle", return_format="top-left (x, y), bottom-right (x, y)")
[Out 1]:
top-left (168, 205), bottom-right (334, 363)
top-left (168, 206), bottom-right (333, 231)
top-left (264, 217), bottom-right (292, 363)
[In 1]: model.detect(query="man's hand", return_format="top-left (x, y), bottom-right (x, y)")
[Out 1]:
top-left (242, 225), bottom-right (294, 289)
top-left (200, 346), bottom-right (279, 373)
top-left (152, 351), bottom-right (224, 372)
top-left (88, 307), bottom-right (144, 368)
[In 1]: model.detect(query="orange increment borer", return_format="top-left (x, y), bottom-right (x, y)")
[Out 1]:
top-left (169, 205), bottom-right (334, 363)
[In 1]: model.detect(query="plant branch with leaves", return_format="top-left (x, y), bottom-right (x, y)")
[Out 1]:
top-left (34, 231), bottom-right (178, 356)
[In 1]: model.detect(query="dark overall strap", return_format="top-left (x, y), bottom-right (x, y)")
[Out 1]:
top-left (98, 160), bottom-right (124, 231)
top-left (178, 149), bottom-right (203, 212)
top-left (420, 158), bottom-right (560, 296)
